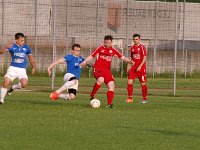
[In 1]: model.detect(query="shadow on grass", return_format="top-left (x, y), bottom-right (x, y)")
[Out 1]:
top-left (8, 98), bottom-right (91, 108)
top-left (147, 129), bottom-right (200, 137)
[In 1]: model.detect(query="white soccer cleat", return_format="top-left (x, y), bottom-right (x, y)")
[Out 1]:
top-left (0, 98), bottom-right (4, 104)
top-left (142, 99), bottom-right (148, 104)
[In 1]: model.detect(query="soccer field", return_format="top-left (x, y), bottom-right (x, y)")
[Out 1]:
top-left (0, 77), bottom-right (199, 150)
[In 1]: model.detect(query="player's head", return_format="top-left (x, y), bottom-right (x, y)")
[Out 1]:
top-left (15, 33), bottom-right (25, 46)
top-left (104, 35), bottom-right (113, 48)
top-left (72, 44), bottom-right (81, 56)
top-left (133, 34), bottom-right (141, 45)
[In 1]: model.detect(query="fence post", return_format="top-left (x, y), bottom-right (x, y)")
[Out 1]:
top-left (153, 0), bottom-right (158, 78)
top-left (51, 0), bottom-right (57, 90)
top-left (173, 0), bottom-right (179, 96)
top-left (34, 0), bottom-right (38, 65)
top-left (184, 48), bottom-right (188, 78)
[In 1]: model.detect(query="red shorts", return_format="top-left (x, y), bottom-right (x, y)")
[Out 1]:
top-left (93, 68), bottom-right (114, 85)
top-left (128, 67), bottom-right (147, 83)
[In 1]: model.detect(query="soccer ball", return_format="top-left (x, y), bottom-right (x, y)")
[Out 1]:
top-left (90, 98), bottom-right (100, 108)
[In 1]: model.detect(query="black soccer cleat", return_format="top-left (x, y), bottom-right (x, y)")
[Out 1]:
top-left (106, 104), bottom-right (114, 108)
top-left (90, 96), bottom-right (94, 100)
top-left (7, 87), bottom-right (14, 95)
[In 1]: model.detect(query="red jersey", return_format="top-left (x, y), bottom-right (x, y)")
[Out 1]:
top-left (130, 44), bottom-right (147, 68)
top-left (91, 45), bottom-right (123, 70)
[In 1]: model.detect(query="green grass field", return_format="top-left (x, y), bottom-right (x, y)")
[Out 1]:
top-left (0, 77), bottom-right (199, 150)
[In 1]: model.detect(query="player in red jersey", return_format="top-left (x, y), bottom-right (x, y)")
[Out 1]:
top-left (80, 35), bottom-right (131, 108)
top-left (126, 34), bottom-right (148, 104)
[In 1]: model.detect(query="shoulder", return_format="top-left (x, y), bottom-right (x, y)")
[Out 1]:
top-left (23, 44), bottom-right (31, 49)
top-left (23, 45), bottom-right (31, 53)
top-left (130, 45), bottom-right (135, 50)
top-left (79, 56), bottom-right (85, 60)
top-left (64, 54), bottom-right (72, 58)
top-left (95, 45), bottom-right (104, 51)
top-left (7, 43), bottom-right (16, 51)
top-left (140, 44), bottom-right (146, 48)
top-left (111, 47), bottom-right (121, 53)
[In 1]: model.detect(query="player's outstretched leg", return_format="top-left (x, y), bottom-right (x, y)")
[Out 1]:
top-left (90, 83), bottom-right (101, 100)
top-left (59, 93), bottom-right (71, 100)
top-left (7, 86), bottom-right (14, 95)
top-left (0, 87), bottom-right (7, 104)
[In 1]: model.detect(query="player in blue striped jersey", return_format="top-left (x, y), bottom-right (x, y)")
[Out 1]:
top-left (48, 44), bottom-right (85, 101)
top-left (0, 33), bottom-right (36, 104)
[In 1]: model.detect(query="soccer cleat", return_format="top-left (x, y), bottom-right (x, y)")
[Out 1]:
top-left (90, 96), bottom-right (94, 100)
top-left (0, 98), bottom-right (4, 104)
top-left (50, 92), bottom-right (59, 100)
top-left (106, 104), bottom-right (114, 108)
top-left (126, 97), bottom-right (133, 103)
top-left (7, 87), bottom-right (14, 95)
top-left (142, 99), bottom-right (148, 104)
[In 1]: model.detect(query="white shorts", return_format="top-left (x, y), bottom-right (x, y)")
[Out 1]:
top-left (63, 73), bottom-right (79, 91)
top-left (4, 66), bottom-right (28, 81)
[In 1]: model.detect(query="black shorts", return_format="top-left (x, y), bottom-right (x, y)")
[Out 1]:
top-left (68, 89), bottom-right (77, 96)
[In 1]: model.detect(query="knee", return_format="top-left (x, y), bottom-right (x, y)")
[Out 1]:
top-left (128, 80), bottom-right (133, 84)
top-left (70, 94), bottom-right (76, 100)
top-left (97, 77), bottom-right (104, 85)
top-left (2, 78), bottom-right (12, 88)
top-left (21, 83), bottom-right (27, 88)
top-left (141, 82), bottom-right (146, 86)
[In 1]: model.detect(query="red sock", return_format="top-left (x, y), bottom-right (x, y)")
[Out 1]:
top-left (107, 91), bottom-right (114, 105)
top-left (127, 84), bottom-right (133, 98)
top-left (142, 85), bottom-right (147, 100)
top-left (90, 83), bottom-right (101, 97)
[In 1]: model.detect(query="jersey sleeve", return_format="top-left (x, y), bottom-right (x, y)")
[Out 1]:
top-left (113, 48), bottom-right (123, 58)
top-left (64, 55), bottom-right (72, 62)
top-left (141, 45), bottom-right (147, 56)
top-left (7, 44), bottom-right (14, 52)
top-left (7, 47), bottom-right (12, 52)
top-left (26, 45), bottom-right (32, 55)
top-left (91, 46), bottom-right (101, 57)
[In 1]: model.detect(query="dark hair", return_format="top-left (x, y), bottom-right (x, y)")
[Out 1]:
top-left (15, 33), bottom-right (25, 40)
top-left (133, 34), bottom-right (141, 39)
top-left (72, 44), bottom-right (81, 50)
top-left (104, 35), bottom-right (113, 41)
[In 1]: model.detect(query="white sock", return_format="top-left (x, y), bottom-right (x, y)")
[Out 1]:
top-left (59, 93), bottom-right (70, 100)
top-left (0, 88), bottom-right (8, 103)
top-left (12, 83), bottom-right (22, 89)
top-left (56, 80), bottom-right (76, 93)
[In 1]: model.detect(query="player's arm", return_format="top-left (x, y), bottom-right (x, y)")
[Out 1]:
top-left (126, 58), bottom-right (133, 73)
top-left (0, 43), bottom-right (13, 54)
top-left (48, 58), bottom-right (65, 76)
top-left (0, 48), bottom-right (7, 54)
top-left (136, 56), bottom-right (146, 72)
top-left (28, 55), bottom-right (36, 75)
top-left (79, 55), bottom-right (94, 67)
top-left (0, 46), bottom-right (9, 54)
top-left (121, 56), bottom-right (132, 64)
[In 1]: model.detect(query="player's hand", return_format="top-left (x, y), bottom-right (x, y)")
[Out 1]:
top-left (136, 66), bottom-right (141, 72)
top-left (32, 68), bottom-right (36, 75)
top-left (127, 63), bottom-right (132, 73)
top-left (128, 58), bottom-right (132, 64)
top-left (48, 68), bottom-right (52, 76)
top-left (5, 44), bottom-right (12, 49)
top-left (79, 61), bottom-right (86, 67)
